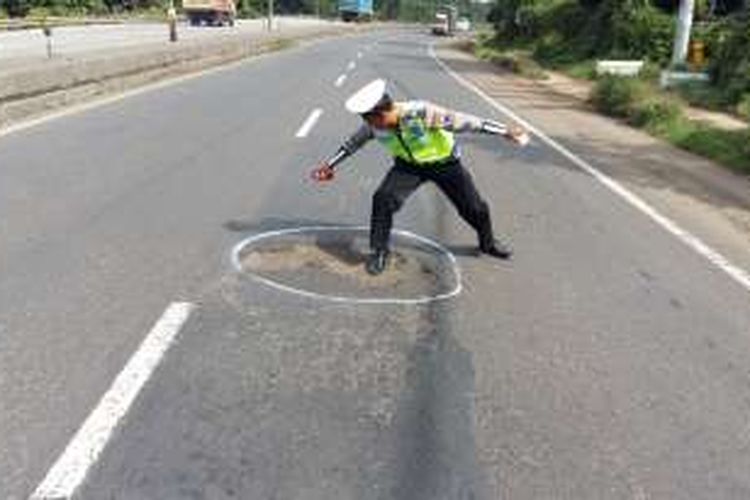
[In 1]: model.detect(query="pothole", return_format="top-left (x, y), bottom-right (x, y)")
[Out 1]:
top-left (231, 226), bottom-right (461, 304)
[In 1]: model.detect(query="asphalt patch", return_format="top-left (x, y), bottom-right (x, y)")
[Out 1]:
top-left (235, 228), bottom-right (460, 301)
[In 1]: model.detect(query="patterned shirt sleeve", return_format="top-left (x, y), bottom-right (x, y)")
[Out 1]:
top-left (402, 100), bottom-right (487, 133)
top-left (325, 123), bottom-right (374, 168)
top-left (343, 124), bottom-right (375, 153)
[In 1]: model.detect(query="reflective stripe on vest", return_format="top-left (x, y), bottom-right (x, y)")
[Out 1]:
top-left (376, 117), bottom-right (455, 165)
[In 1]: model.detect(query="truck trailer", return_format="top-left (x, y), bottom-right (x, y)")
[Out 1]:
top-left (183, 0), bottom-right (236, 27)
top-left (339, 0), bottom-right (373, 22)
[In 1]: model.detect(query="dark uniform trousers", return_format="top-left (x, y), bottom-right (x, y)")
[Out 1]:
top-left (370, 156), bottom-right (496, 252)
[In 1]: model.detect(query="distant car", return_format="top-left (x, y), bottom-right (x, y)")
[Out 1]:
top-left (455, 17), bottom-right (471, 32)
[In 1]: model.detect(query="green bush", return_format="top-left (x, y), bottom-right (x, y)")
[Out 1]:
top-left (668, 122), bottom-right (750, 173)
top-left (629, 96), bottom-right (684, 132)
top-left (27, 5), bottom-right (51, 16)
top-left (737, 94), bottom-right (750, 121)
top-left (591, 75), bottom-right (648, 118)
top-left (610, 1), bottom-right (674, 63)
top-left (675, 81), bottom-right (730, 110)
top-left (510, 52), bottom-right (547, 79)
top-left (493, 0), bottom-right (679, 66)
top-left (475, 43), bottom-right (548, 79)
top-left (592, 74), bottom-right (683, 133)
top-left (709, 13), bottom-right (750, 105)
top-left (534, 33), bottom-right (588, 66)
top-left (2, 0), bottom-right (32, 17)
top-left (564, 59), bottom-right (597, 80)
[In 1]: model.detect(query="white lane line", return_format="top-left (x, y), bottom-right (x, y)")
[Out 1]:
top-left (428, 43), bottom-right (750, 295)
top-left (295, 108), bottom-right (323, 138)
top-left (335, 74), bottom-right (347, 87)
top-left (357, 51), bottom-right (363, 59)
top-left (30, 302), bottom-right (195, 500)
top-left (347, 61), bottom-right (356, 71)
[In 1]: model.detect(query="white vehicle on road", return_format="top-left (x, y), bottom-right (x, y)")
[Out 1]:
top-left (455, 17), bottom-right (471, 32)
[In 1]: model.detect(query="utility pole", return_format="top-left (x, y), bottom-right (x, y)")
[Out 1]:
top-left (268, 0), bottom-right (274, 30)
top-left (672, 0), bottom-right (695, 66)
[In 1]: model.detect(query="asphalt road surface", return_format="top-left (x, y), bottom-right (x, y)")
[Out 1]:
top-left (2, 30), bottom-right (750, 500)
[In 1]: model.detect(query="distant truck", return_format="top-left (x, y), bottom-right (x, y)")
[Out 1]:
top-left (183, 0), bottom-right (236, 27)
top-left (431, 6), bottom-right (457, 36)
top-left (339, 0), bottom-right (373, 22)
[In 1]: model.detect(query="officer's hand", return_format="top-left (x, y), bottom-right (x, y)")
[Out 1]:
top-left (506, 125), bottom-right (530, 147)
top-left (311, 163), bottom-right (335, 183)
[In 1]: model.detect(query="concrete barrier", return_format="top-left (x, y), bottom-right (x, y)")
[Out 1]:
top-left (0, 23), bottom-right (382, 129)
top-left (659, 70), bottom-right (710, 89)
top-left (596, 60), bottom-right (644, 77)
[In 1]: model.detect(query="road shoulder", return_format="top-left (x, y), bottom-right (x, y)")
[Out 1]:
top-left (436, 43), bottom-right (750, 279)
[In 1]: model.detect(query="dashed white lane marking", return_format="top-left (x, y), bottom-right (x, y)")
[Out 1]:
top-left (428, 43), bottom-right (750, 296)
top-left (31, 302), bottom-right (195, 500)
top-left (335, 74), bottom-right (347, 87)
top-left (295, 108), bottom-right (323, 138)
top-left (347, 61), bottom-right (356, 71)
top-left (231, 226), bottom-right (462, 305)
top-left (357, 51), bottom-right (363, 59)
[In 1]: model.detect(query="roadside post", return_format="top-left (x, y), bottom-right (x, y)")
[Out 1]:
top-left (168, 1), bottom-right (178, 42)
top-left (42, 21), bottom-right (53, 59)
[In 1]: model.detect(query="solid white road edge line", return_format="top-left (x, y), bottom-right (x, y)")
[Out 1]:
top-left (428, 43), bottom-right (750, 295)
top-left (30, 302), bottom-right (195, 500)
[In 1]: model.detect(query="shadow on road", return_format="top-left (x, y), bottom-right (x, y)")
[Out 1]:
top-left (391, 304), bottom-right (490, 500)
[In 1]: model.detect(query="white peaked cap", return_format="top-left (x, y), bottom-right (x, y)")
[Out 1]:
top-left (345, 79), bottom-right (388, 114)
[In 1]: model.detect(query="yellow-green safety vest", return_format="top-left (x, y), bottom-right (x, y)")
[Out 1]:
top-left (376, 115), bottom-right (455, 165)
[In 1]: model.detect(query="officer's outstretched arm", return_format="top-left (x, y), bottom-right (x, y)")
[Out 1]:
top-left (312, 125), bottom-right (374, 182)
top-left (478, 117), bottom-right (530, 146)
top-left (421, 102), bottom-right (529, 145)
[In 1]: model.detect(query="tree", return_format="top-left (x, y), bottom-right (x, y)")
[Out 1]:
top-left (2, 0), bottom-right (31, 17)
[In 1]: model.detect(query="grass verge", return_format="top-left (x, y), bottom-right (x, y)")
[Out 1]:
top-left (592, 75), bottom-right (750, 174)
top-left (470, 36), bottom-right (749, 175)
top-left (468, 37), bottom-right (547, 80)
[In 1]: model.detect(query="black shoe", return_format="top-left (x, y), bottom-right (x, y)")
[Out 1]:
top-left (365, 250), bottom-right (390, 276)
top-left (480, 240), bottom-right (512, 260)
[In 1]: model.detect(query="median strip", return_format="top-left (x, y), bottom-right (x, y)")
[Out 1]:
top-left (0, 23), bottom-right (383, 133)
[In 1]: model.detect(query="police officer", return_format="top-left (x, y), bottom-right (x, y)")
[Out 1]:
top-left (312, 79), bottom-right (530, 276)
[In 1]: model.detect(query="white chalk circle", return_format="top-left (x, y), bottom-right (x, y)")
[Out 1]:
top-left (231, 226), bottom-right (462, 304)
